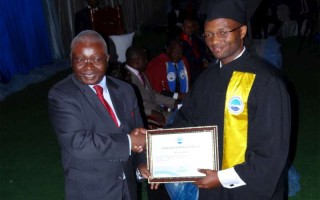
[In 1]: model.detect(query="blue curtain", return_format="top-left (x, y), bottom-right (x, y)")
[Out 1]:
top-left (0, 0), bottom-right (52, 83)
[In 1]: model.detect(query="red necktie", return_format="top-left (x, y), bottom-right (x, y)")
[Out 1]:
top-left (138, 72), bottom-right (145, 86)
top-left (93, 85), bottom-right (119, 127)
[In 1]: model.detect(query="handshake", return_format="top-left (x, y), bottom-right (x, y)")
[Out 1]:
top-left (129, 128), bottom-right (147, 153)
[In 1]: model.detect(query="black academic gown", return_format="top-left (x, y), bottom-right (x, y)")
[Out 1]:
top-left (169, 50), bottom-right (291, 200)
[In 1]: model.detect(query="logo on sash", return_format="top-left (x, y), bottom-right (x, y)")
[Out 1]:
top-left (167, 72), bottom-right (176, 82)
top-left (228, 96), bottom-right (244, 115)
top-left (179, 70), bottom-right (185, 79)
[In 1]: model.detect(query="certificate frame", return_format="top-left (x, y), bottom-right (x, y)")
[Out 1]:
top-left (146, 126), bottom-right (219, 183)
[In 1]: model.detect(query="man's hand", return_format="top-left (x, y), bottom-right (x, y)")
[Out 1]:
top-left (177, 92), bottom-right (186, 100)
top-left (194, 169), bottom-right (221, 189)
top-left (137, 164), bottom-right (160, 190)
top-left (150, 110), bottom-right (166, 126)
top-left (129, 128), bottom-right (146, 153)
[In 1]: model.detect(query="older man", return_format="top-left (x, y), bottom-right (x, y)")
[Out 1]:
top-left (48, 30), bottom-right (149, 200)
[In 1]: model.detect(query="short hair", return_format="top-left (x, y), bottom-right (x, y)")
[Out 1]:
top-left (70, 30), bottom-right (108, 57)
top-left (125, 46), bottom-right (146, 61)
top-left (166, 39), bottom-right (183, 50)
top-left (183, 19), bottom-right (194, 25)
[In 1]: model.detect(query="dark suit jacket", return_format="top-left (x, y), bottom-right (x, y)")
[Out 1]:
top-left (167, 9), bottom-right (186, 41)
top-left (48, 74), bottom-right (146, 200)
top-left (167, 9), bottom-right (185, 29)
top-left (75, 7), bottom-right (93, 35)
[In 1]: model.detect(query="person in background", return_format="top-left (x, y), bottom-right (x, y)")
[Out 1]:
top-left (121, 46), bottom-right (178, 128)
top-left (75, 0), bottom-right (99, 35)
top-left (167, 0), bottom-right (186, 41)
top-left (167, 0), bottom-right (291, 199)
top-left (146, 39), bottom-right (190, 101)
top-left (48, 30), bottom-right (153, 200)
top-left (179, 19), bottom-right (212, 83)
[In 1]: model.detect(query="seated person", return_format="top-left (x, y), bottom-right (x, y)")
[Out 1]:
top-left (74, 0), bottom-right (99, 35)
top-left (146, 39), bottom-right (190, 100)
top-left (179, 19), bottom-right (212, 83)
top-left (119, 46), bottom-right (178, 128)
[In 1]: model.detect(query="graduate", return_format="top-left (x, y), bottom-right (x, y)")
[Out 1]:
top-left (167, 0), bottom-right (291, 199)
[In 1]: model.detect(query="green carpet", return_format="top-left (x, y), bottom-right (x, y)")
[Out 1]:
top-left (280, 37), bottom-right (320, 200)
top-left (0, 36), bottom-right (319, 199)
top-left (0, 69), bottom-right (68, 199)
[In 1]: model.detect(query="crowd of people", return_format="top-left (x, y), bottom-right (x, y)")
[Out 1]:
top-left (48, 0), bottom-right (296, 199)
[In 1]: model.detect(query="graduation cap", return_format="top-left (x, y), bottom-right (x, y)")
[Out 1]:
top-left (199, 0), bottom-right (262, 24)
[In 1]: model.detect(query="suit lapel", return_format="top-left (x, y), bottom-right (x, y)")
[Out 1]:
top-left (71, 75), bottom-right (118, 125)
top-left (143, 72), bottom-right (154, 93)
top-left (130, 71), bottom-right (153, 96)
top-left (106, 77), bottom-right (125, 128)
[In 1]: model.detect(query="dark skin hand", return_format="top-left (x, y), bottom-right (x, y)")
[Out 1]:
top-left (173, 100), bottom-right (180, 109)
top-left (137, 163), bottom-right (160, 190)
top-left (129, 128), bottom-right (146, 153)
top-left (177, 92), bottom-right (186, 100)
top-left (131, 129), bottom-right (160, 190)
top-left (194, 169), bottom-right (222, 189)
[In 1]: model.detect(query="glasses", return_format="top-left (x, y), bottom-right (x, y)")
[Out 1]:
top-left (202, 25), bottom-right (243, 40)
top-left (73, 57), bottom-right (107, 66)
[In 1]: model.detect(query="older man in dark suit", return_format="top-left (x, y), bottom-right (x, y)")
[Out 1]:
top-left (48, 30), bottom-right (149, 200)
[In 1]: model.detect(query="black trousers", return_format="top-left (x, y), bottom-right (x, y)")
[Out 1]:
top-left (147, 184), bottom-right (171, 200)
top-left (123, 180), bottom-right (131, 200)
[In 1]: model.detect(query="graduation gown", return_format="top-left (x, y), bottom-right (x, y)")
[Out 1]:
top-left (169, 50), bottom-right (291, 200)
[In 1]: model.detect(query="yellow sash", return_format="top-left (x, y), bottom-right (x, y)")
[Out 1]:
top-left (222, 71), bottom-right (255, 169)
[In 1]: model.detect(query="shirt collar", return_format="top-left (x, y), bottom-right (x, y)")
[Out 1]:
top-left (126, 64), bottom-right (140, 76)
top-left (88, 5), bottom-right (98, 10)
top-left (89, 76), bottom-right (107, 91)
top-left (220, 47), bottom-right (246, 68)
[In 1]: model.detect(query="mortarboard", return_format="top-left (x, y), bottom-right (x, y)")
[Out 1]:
top-left (200, 0), bottom-right (262, 24)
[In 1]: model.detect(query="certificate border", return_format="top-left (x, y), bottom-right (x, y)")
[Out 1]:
top-left (146, 126), bottom-right (219, 183)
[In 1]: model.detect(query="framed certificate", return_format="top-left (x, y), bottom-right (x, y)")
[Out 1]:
top-left (146, 126), bottom-right (219, 183)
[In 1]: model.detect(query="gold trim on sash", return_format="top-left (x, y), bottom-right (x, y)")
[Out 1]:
top-left (222, 71), bottom-right (256, 169)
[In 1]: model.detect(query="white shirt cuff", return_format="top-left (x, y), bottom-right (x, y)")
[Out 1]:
top-left (136, 169), bottom-right (145, 181)
top-left (127, 134), bottom-right (131, 155)
top-left (217, 167), bottom-right (246, 188)
top-left (173, 92), bottom-right (179, 99)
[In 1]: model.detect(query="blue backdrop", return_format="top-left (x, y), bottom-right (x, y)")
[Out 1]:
top-left (0, 0), bottom-right (52, 83)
